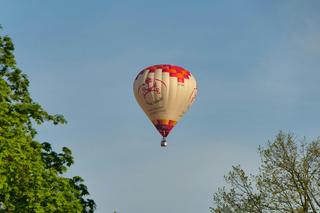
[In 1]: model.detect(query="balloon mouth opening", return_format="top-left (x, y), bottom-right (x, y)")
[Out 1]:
top-left (153, 120), bottom-right (176, 138)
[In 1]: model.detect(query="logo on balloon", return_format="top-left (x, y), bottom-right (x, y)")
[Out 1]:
top-left (138, 77), bottom-right (167, 105)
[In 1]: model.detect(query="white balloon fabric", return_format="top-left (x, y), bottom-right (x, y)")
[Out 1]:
top-left (133, 64), bottom-right (197, 144)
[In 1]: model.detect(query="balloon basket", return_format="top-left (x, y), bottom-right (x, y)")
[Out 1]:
top-left (161, 137), bottom-right (167, 147)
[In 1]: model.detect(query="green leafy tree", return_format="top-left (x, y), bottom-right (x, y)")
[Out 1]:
top-left (211, 132), bottom-right (320, 213)
top-left (0, 27), bottom-right (96, 212)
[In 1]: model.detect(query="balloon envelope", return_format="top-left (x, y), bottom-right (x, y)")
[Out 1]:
top-left (133, 64), bottom-right (197, 140)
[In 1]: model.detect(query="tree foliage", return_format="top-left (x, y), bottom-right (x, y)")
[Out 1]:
top-left (211, 132), bottom-right (320, 213)
top-left (0, 27), bottom-right (96, 212)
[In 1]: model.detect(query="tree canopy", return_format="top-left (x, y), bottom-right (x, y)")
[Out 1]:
top-left (211, 132), bottom-right (320, 213)
top-left (0, 27), bottom-right (96, 212)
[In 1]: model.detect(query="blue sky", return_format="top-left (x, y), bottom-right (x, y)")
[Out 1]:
top-left (1, 1), bottom-right (320, 212)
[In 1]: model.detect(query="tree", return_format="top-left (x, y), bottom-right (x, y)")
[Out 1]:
top-left (0, 27), bottom-right (96, 212)
top-left (211, 132), bottom-right (320, 213)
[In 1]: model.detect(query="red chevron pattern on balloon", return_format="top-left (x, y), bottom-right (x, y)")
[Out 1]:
top-left (135, 64), bottom-right (191, 83)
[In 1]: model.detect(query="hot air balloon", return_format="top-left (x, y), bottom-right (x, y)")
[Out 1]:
top-left (133, 64), bottom-right (197, 147)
